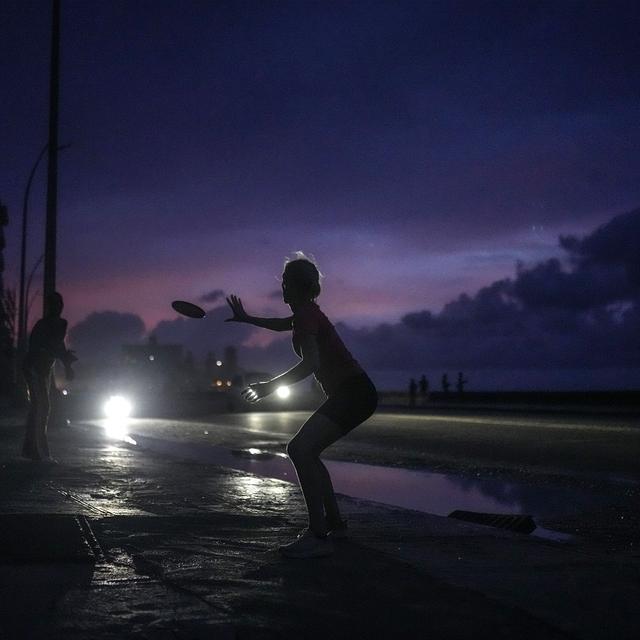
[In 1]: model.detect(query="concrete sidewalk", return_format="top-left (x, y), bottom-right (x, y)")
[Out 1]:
top-left (1, 414), bottom-right (638, 639)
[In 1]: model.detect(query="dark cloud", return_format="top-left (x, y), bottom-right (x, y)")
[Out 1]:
top-left (512, 259), bottom-right (631, 311)
top-left (334, 209), bottom-right (640, 377)
top-left (199, 289), bottom-right (225, 303)
top-left (560, 207), bottom-right (640, 286)
top-left (69, 311), bottom-right (146, 364)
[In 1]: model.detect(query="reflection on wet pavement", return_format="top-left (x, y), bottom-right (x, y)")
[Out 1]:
top-left (122, 432), bottom-right (597, 539)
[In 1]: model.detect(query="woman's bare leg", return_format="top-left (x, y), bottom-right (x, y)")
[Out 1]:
top-left (286, 412), bottom-right (344, 535)
top-left (316, 459), bottom-right (342, 527)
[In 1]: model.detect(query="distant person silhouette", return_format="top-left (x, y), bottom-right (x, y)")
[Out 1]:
top-left (419, 374), bottom-right (429, 404)
top-left (441, 373), bottom-right (450, 395)
top-left (457, 371), bottom-right (468, 395)
top-left (22, 292), bottom-right (76, 462)
top-left (408, 378), bottom-right (417, 408)
top-left (226, 253), bottom-right (377, 558)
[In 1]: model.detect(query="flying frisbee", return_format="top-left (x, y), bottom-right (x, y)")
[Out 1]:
top-left (171, 300), bottom-right (206, 319)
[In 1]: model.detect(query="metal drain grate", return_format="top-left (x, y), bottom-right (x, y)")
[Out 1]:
top-left (448, 510), bottom-right (536, 534)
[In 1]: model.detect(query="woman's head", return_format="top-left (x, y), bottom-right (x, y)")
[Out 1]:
top-left (282, 252), bottom-right (322, 304)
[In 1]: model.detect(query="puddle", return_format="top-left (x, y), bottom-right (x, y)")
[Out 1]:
top-left (119, 431), bottom-right (591, 541)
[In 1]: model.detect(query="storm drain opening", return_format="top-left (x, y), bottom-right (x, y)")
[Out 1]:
top-left (448, 510), bottom-right (537, 534)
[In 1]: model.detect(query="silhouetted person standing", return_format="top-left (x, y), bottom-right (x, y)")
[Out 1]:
top-left (441, 373), bottom-right (450, 395)
top-left (22, 292), bottom-right (76, 462)
top-left (419, 374), bottom-right (429, 404)
top-left (457, 371), bottom-right (468, 396)
top-left (408, 378), bottom-right (417, 408)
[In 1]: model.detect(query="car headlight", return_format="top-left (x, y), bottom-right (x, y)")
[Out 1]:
top-left (276, 386), bottom-right (290, 399)
top-left (103, 395), bottom-right (132, 420)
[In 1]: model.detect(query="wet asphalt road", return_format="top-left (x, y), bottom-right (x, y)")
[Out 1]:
top-left (88, 409), bottom-right (640, 552)
top-left (103, 408), bottom-right (640, 479)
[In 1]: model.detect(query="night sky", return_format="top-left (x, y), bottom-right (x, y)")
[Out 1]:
top-left (2, 1), bottom-right (640, 389)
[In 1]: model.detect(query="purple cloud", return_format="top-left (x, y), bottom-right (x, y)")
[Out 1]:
top-left (200, 289), bottom-right (226, 304)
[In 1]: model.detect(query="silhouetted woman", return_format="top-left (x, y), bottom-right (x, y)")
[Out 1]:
top-left (226, 253), bottom-right (377, 558)
top-left (22, 292), bottom-right (76, 462)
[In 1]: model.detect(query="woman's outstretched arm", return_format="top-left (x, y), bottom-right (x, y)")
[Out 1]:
top-left (243, 333), bottom-right (319, 402)
top-left (225, 295), bottom-right (292, 332)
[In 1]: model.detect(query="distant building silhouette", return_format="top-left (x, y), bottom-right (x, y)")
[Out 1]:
top-left (121, 335), bottom-right (184, 393)
top-left (204, 351), bottom-right (217, 377)
top-left (223, 345), bottom-right (238, 378)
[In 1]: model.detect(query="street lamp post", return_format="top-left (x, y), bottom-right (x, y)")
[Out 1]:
top-left (18, 144), bottom-right (48, 357)
top-left (17, 144), bottom-right (70, 358)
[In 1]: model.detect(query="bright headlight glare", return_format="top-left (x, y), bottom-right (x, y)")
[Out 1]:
top-left (105, 418), bottom-right (127, 440)
top-left (276, 386), bottom-right (290, 399)
top-left (104, 395), bottom-right (132, 420)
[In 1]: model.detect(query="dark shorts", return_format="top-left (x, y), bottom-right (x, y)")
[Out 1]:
top-left (316, 373), bottom-right (378, 434)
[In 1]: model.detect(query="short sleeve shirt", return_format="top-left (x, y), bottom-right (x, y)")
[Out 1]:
top-left (292, 302), bottom-right (364, 396)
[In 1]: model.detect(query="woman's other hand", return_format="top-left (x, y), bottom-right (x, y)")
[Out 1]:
top-left (225, 295), bottom-right (250, 323)
top-left (241, 382), bottom-right (273, 403)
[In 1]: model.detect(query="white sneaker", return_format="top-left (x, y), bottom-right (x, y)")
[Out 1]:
top-left (279, 528), bottom-right (334, 558)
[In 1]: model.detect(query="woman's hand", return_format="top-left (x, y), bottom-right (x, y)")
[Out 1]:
top-left (225, 295), bottom-right (250, 323)
top-left (241, 381), bottom-right (274, 403)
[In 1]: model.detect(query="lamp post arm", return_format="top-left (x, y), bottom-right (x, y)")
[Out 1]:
top-left (18, 144), bottom-right (49, 352)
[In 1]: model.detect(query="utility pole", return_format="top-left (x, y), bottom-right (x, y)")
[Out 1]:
top-left (43, 0), bottom-right (61, 315)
